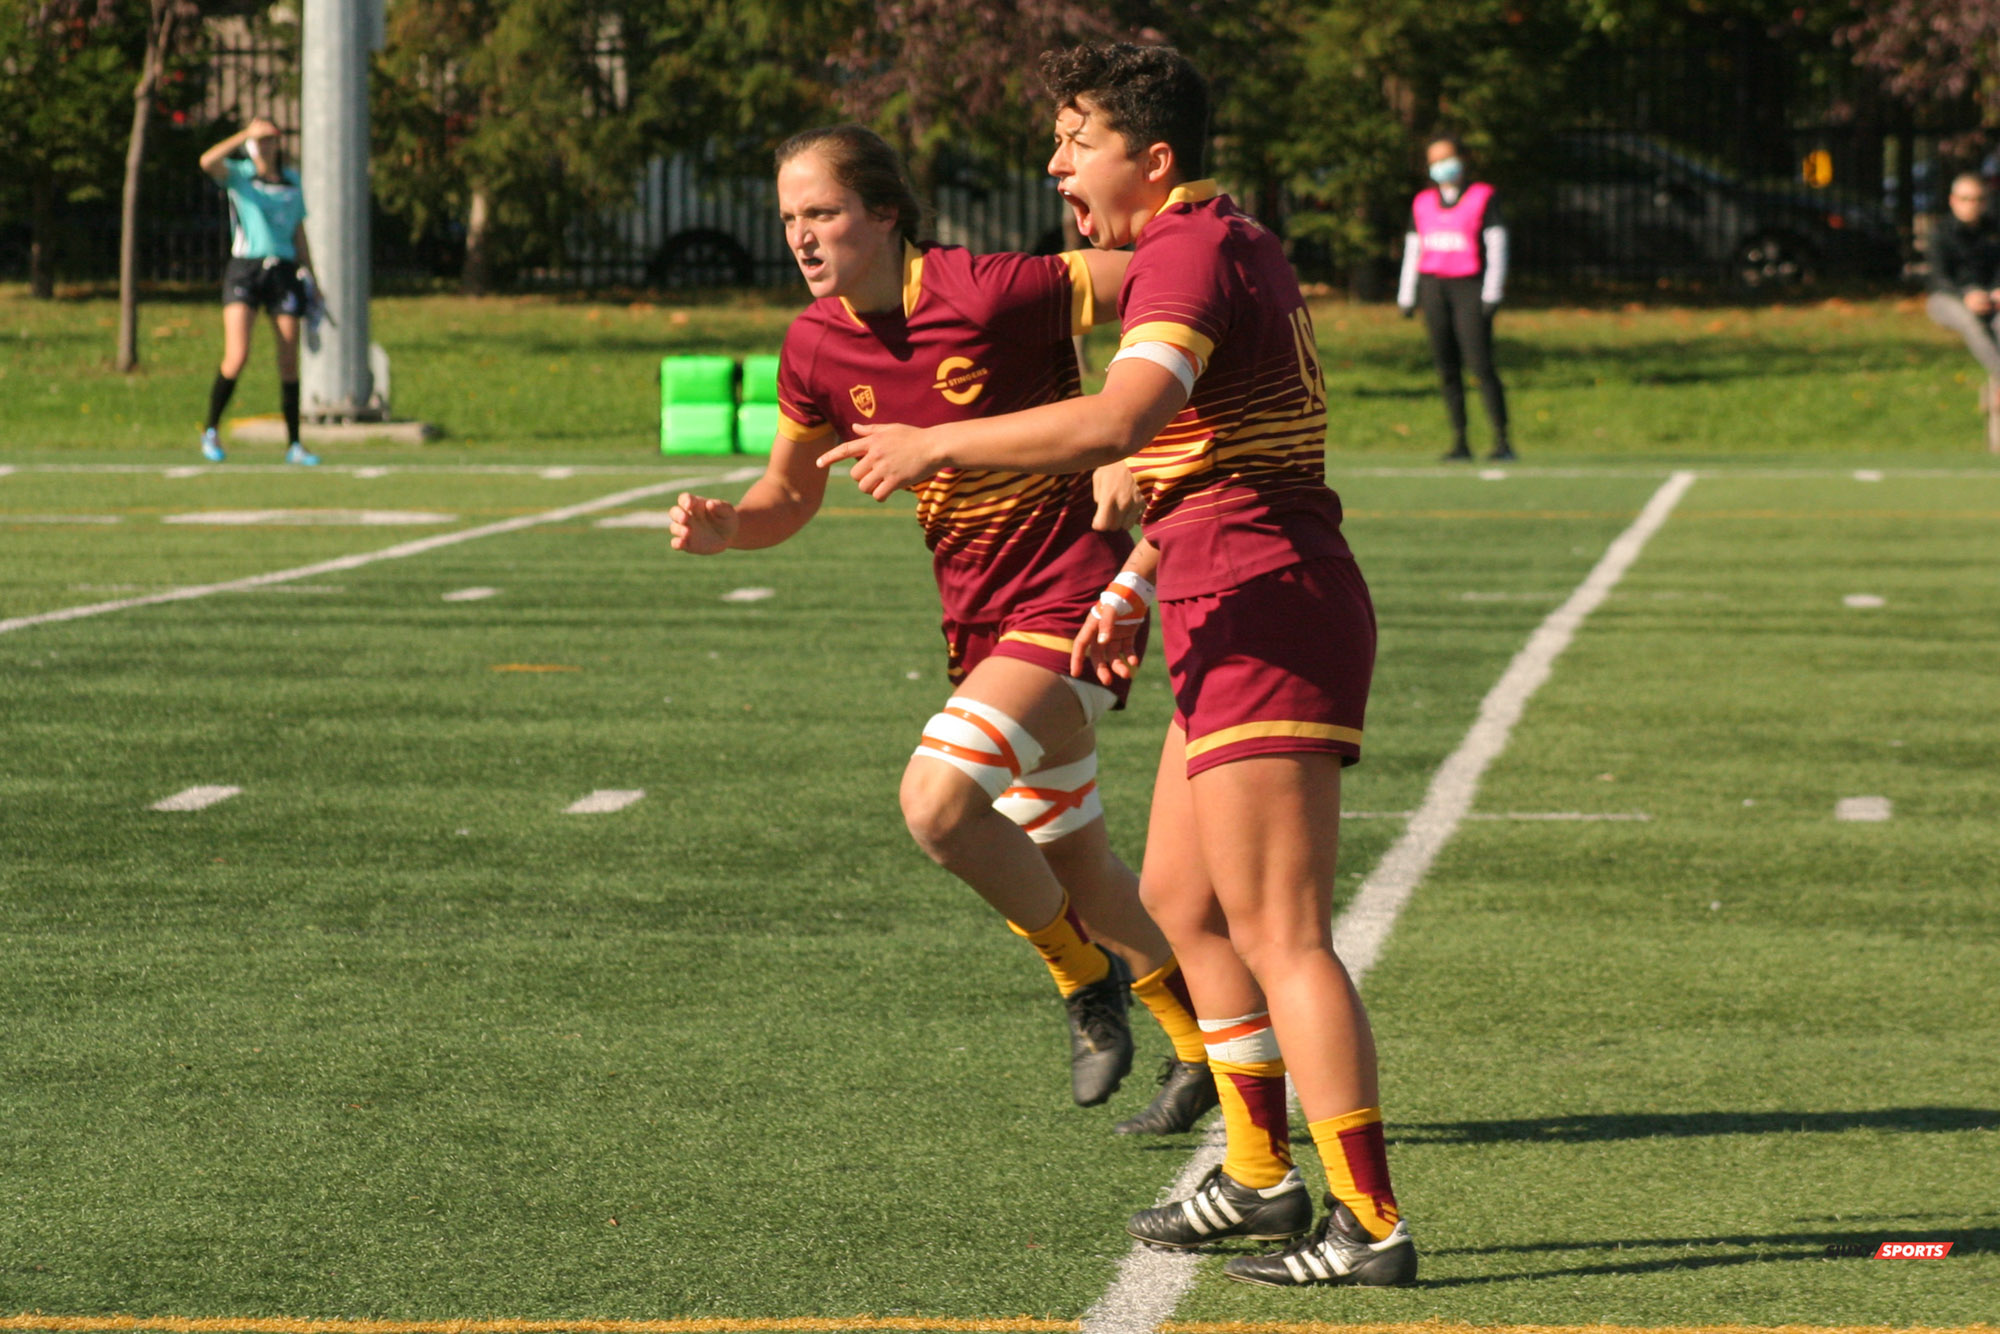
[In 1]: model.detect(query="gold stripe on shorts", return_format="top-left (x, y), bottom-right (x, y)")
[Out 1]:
top-left (1184, 720), bottom-right (1363, 762)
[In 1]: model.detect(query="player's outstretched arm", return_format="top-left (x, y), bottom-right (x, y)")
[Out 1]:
top-left (817, 356), bottom-right (1189, 500)
top-left (668, 432), bottom-right (830, 553)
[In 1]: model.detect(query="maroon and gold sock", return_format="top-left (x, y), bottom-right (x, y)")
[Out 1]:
top-left (1210, 1056), bottom-right (1294, 1188)
top-left (1130, 957), bottom-right (1207, 1064)
top-left (1007, 895), bottom-right (1110, 997)
top-left (1309, 1106), bottom-right (1401, 1239)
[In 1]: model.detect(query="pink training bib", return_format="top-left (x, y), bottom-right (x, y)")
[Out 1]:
top-left (1412, 182), bottom-right (1493, 279)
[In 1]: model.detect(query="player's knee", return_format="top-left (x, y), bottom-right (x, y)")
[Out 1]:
top-left (904, 696), bottom-right (1045, 856)
top-left (897, 759), bottom-right (988, 860)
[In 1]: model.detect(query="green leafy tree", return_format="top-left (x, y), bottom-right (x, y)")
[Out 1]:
top-left (0, 0), bottom-right (140, 297)
top-left (373, 0), bottom-right (700, 293)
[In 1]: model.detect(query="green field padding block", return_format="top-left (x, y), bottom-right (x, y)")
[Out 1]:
top-left (660, 355), bottom-right (738, 454)
top-left (741, 354), bottom-right (781, 404)
top-left (661, 354), bottom-right (736, 405)
top-left (662, 404), bottom-right (736, 455)
top-left (736, 403), bottom-right (780, 455)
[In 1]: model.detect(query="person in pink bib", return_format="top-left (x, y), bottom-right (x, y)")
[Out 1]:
top-left (1396, 135), bottom-right (1514, 462)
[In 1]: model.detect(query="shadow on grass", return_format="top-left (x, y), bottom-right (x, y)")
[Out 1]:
top-left (1415, 1226), bottom-right (1993, 1286)
top-left (1399, 1106), bottom-right (1999, 1143)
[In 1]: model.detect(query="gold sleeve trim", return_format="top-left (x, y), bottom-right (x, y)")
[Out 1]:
top-left (1061, 251), bottom-right (1097, 334)
top-left (776, 414), bottom-right (834, 443)
top-left (1121, 321), bottom-right (1216, 363)
top-left (1183, 720), bottom-right (1362, 761)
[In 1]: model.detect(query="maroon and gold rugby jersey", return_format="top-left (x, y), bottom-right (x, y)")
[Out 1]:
top-left (1118, 181), bottom-right (1351, 600)
top-left (776, 241), bottom-right (1130, 623)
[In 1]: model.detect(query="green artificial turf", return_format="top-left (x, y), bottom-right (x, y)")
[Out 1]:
top-left (3, 292), bottom-right (1998, 1330)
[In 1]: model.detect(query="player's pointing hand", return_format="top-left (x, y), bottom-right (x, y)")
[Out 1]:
top-left (816, 422), bottom-right (943, 501)
top-left (667, 491), bottom-right (738, 554)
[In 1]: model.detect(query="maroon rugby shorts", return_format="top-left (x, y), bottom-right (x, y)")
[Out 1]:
top-left (1161, 556), bottom-right (1375, 777)
top-left (942, 585), bottom-right (1139, 710)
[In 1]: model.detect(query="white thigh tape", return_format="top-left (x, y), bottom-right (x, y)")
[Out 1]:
top-left (996, 752), bottom-right (1103, 844)
top-left (1062, 675), bottom-right (1118, 726)
top-left (913, 696), bottom-right (1044, 800)
top-left (1199, 1010), bottom-right (1282, 1064)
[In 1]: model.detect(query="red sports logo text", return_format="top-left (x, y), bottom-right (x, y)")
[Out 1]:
top-left (1874, 1242), bottom-right (1952, 1259)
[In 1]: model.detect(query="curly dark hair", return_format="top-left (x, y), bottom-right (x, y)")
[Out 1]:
top-left (1039, 42), bottom-right (1208, 180)
top-left (775, 124), bottom-right (925, 246)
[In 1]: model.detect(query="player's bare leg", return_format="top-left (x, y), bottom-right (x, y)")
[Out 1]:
top-left (900, 654), bottom-right (1134, 1104)
top-left (1182, 750), bottom-right (1414, 1288)
top-left (1123, 722), bottom-right (1310, 1246)
top-left (899, 654), bottom-right (1200, 1112)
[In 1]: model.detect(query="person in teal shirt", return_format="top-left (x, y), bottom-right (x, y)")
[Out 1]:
top-left (197, 118), bottom-right (320, 465)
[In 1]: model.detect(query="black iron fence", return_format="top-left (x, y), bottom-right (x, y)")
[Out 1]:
top-left (7, 20), bottom-right (1984, 293)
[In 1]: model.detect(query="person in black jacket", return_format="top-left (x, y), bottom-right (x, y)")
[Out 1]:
top-left (1924, 173), bottom-right (2000, 388)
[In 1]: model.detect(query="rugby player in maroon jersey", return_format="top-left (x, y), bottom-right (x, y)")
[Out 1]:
top-left (669, 125), bottom-right (1217, 1133)
top-left (819, 46), bottom-right (1417, 1289)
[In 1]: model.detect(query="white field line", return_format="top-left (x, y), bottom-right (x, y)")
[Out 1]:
top-left (149, 785), bottom-right (241, 812)
top-left (442, 586), bottom-right (499, 602)
top-left (1079, 469), bottom-right (1697, 1334)
top-left (565, 789), bottom-right (645, 814)
top-left (0, 468), bottom-right (760, 639)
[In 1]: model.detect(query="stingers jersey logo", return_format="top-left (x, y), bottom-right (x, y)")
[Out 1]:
top-left (849, 384), bottom-right (877, 417)
top-left (933, 356), bottom-right (990, 406)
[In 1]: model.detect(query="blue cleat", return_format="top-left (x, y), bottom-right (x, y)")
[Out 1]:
top-left (200, 428), bottom-right (226, 462)
top-left (285, 442), bottom-right (320, 467)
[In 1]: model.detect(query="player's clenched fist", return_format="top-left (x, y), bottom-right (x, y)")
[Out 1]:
top-left (668, 491), bottom-right (738, 554)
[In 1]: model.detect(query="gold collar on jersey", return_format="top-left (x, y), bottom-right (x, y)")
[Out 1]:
top-left (839, 241), bottom-right (926, 327)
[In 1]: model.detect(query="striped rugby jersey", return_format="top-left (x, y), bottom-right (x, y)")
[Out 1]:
top-left (776, 242), bottom-right (1129, 623)
top-left (1118, 182), bottom-right (1351, 600)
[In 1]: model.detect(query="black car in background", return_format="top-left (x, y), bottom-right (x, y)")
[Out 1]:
top-left (1514, 132), bottom-right (1902, 286)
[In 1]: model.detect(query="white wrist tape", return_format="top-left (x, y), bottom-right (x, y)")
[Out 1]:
top-left (1109, 341), bottom-right (1201, 396)
top-left (1097, 570), bottom-right (1156, 627)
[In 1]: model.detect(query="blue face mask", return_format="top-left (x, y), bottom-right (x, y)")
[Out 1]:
top-left (1429, 156), bottom-right (1464, 187)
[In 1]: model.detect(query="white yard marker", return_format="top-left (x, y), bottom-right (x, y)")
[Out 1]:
top-left (720, 587), bottom-right (775, 603)
top-left (163, 466), bottom-right (206, 478)
top-left (0, 465), bottom-right (16, 478)
top-left (149, 785), bottom-right (241, 812)
top-left (1480, 468), bottom-right (1509, 481)
top-left (1836, 795), bottom-right (1893, 822)
top-left (1080, 470), bottom-right (1697, 1334)
top-left (540, 466), bottom-right (576, 479)
top-left (1843, 593), bottom-right (1885, 608)
top-left (0, 468), bottom-right (761, 639)
top-left (353, 466), bottom-right (391, 479)
top-left (565, 789), bottom-right (645, 814)
top-left (1854, 470), bottom-right (1884, 482)
top-left (442, 587), bottom-right (499, 602)
top-left (594, 510), bottom-right (677, 529)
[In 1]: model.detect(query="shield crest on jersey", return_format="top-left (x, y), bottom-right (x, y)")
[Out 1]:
top-left (849, 384), bottom-right (877, 418)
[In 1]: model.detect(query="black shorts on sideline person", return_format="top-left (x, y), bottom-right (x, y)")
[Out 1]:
top-left (222, 255), bottom-right (307, 317)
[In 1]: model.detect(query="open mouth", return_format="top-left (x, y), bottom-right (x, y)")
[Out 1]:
top-left (1058, 186), bottom-right (1094, 240)
top-left (796, 252), bottom-right (826, 279)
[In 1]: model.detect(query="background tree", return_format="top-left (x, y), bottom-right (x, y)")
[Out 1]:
top-left (373, 0), bottom-right (680, 293)
top-left (1840, 0), bottom-right (1999, 159)
top-left (0, 0), bottom-right (141, 298)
